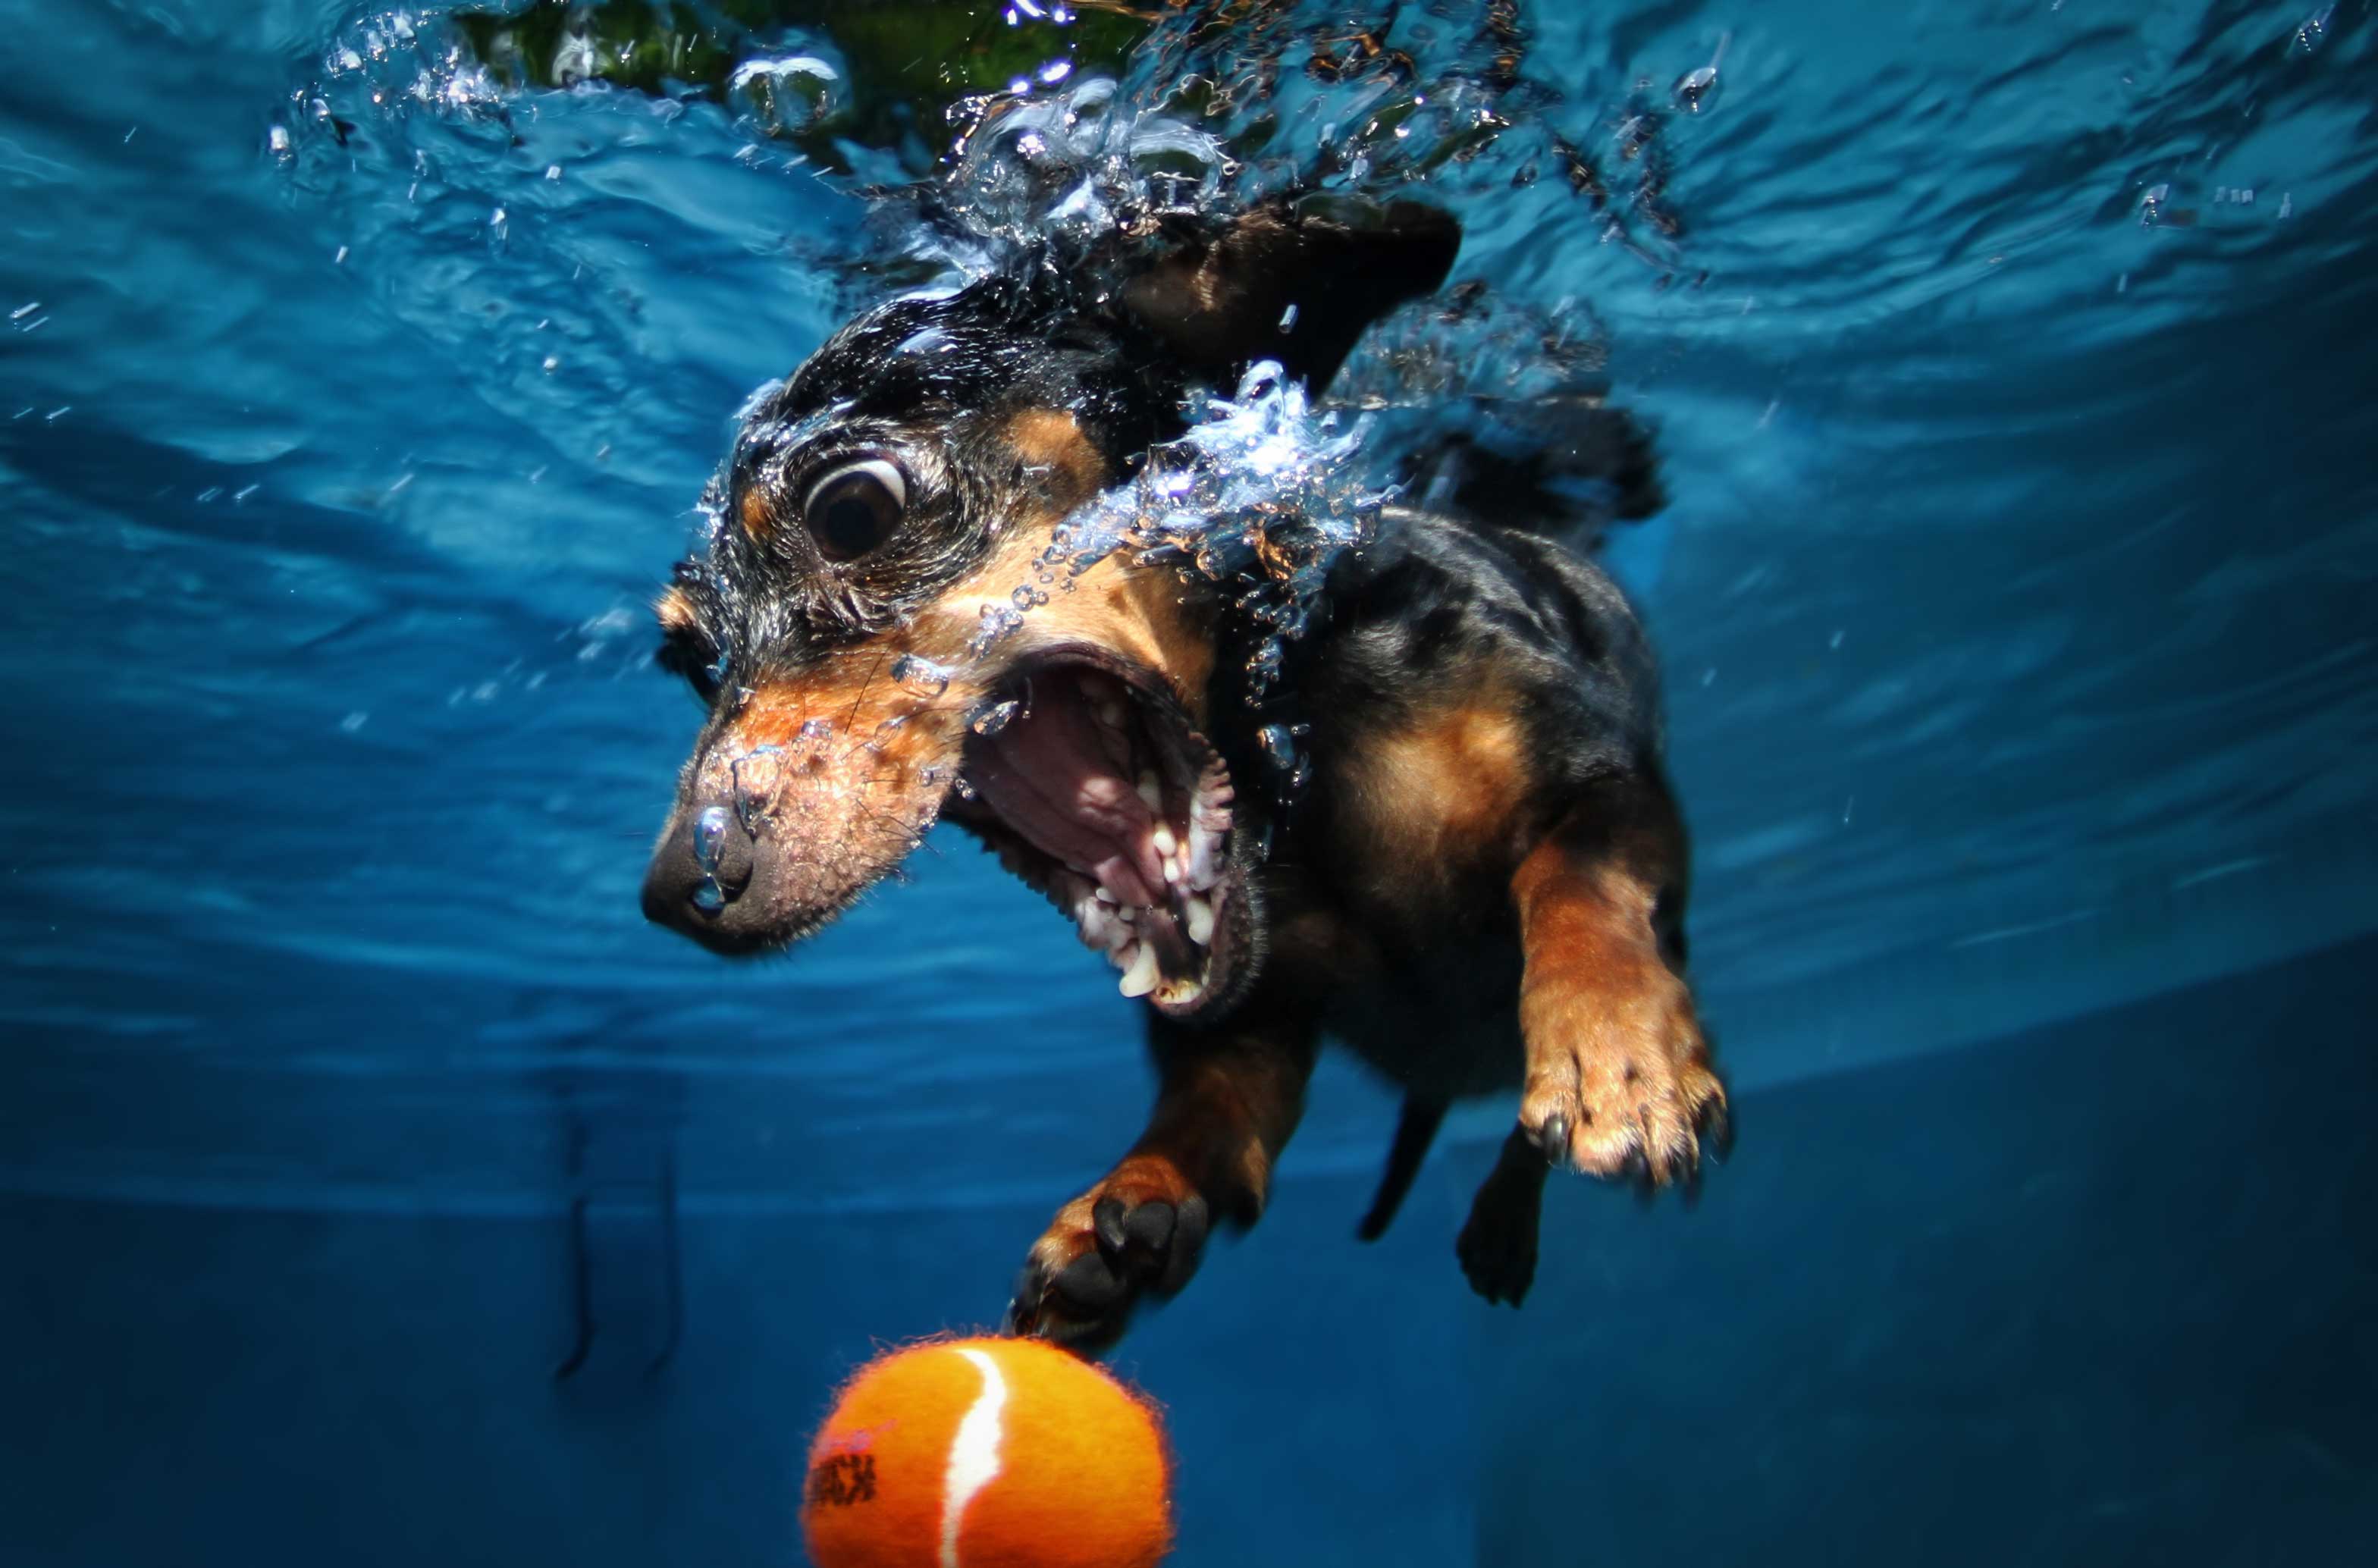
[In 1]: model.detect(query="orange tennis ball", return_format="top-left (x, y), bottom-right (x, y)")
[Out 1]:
top-left (802, 1336), bottom-right (1173, 1568)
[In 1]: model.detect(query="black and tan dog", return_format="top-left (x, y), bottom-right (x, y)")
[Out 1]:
top-left (642, 197), bottom-right (1726, 1351)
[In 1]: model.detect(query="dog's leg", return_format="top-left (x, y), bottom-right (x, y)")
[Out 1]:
top-left (1457, 1127), bottom-right (1549, 1306)
top-left (1511, 777), bottom-right (1728, 1188)
top-left (1004, 990), bottom-right (1320, 1353)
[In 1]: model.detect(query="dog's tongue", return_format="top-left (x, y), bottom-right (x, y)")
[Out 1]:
top-left (972, 685), bottom-right (1165, 908)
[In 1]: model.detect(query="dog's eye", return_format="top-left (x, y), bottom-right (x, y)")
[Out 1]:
top-left (802, 456), bottom-right (907, 561)
top-left (656, 630), bottom-right (724, 705)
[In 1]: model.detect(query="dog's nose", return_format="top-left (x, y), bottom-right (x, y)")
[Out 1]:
top-left (642, 801), bottom-right (757, 939)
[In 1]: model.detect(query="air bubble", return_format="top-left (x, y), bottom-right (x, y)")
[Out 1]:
top-left (968, 604), bottom-right (1027, 657)
top-left (1246, 640), bottom-right (1285, 695)
top-left (729, 52), bottom-right (845, 136)
top-left (1673, 33), bottom-right (1727, 116)
top-left (731, 747), bottom-right (786, 831)
top-left (693, 805), bottom-right (732, 873)
top-left (889, 653), bottom-right (952, 698)
top-left (971, 699), bottom-right (1022, 736)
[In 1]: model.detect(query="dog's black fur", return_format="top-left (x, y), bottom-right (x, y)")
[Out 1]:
top-left (645, 195), bottom-right (1725, 1352)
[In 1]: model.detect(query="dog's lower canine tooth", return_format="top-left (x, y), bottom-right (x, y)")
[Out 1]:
top-left (1184, 894), bottom-right (1215, 946)
top-left (1118, 942), bottom-right (1160, 998)
top-left (1150, 823), bottom-right (1178, 858)
top-left (1137, 771), bottom-right (1163, 811)
top-left (1095, 698), bottom-right (1127, 729)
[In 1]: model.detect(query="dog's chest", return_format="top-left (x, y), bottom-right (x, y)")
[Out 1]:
top-left (1322, 926), bottom-right (1526, 1100)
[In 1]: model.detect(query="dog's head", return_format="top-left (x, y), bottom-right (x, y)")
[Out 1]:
top-left (642, 197), bottom-right (1457, 1019)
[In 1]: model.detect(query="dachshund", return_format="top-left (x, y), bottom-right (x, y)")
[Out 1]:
top-left (640, 196), bottom-right (1727, 1352)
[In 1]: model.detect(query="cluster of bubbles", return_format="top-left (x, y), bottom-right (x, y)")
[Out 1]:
top-left (1031, 359), bottom-right (1385, 706)
top-left (280, 8), bottom-right (504, 146)
top-left (284, 2), bottom-right (1716, 810)
top-left (919, 0), bottom-right (1705, 285)
top-left (903, 9), bottom-right (1667, 812)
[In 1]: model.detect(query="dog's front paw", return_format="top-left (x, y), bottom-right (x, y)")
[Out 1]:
top-left (1002, 1154), bottom-right (1211, 1354)
top-left (1518, 959), bottom-right (1728, 1190)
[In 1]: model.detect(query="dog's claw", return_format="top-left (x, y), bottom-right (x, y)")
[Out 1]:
top-left (1008, 1162), bottom-right (1209, 1354)
top-left (1518, 954), bottom-right (1727, 1196)
top-left (1001, 1262), bottom-right (1041, 1336)
top-left (1093, 1195), bottom-right (1130, 1254)
top-left (1697, 1096), bottom-right (1733, 1161)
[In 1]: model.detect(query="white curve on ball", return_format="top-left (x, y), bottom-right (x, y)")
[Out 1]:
top-left (940, 1348), bottom-right (1009, 1568)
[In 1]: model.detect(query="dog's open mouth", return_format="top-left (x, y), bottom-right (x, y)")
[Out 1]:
top-left (946, 648), bottom-right (1249, 1018)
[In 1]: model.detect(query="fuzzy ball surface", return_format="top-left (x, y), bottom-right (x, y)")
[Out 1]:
top-left (802, 1335), bottom-right (1172, 1568)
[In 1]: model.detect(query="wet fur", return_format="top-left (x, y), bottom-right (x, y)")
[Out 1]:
top-left (646, 197), bottom-right (1727, 1352)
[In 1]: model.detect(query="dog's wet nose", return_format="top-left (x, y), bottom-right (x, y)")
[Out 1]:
top-left (643, 801), bottom-right (757, 939)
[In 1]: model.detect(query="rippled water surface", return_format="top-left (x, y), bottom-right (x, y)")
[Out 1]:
top-left (4, 2), bottom-right (2375, 1563)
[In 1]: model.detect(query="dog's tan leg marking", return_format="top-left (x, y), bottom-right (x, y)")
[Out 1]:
top-left (1009, 997), bottom-right (1319, 1351)
top-left (1511, 786), bottom-right (1726, 1187)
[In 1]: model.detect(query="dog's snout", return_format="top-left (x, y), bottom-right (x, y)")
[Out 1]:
top-left (643, 800), bottom-right (759, 944)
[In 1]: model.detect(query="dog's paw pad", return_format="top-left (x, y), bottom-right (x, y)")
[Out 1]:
top-left (1003, 1163), bottom-right (1209, 1353)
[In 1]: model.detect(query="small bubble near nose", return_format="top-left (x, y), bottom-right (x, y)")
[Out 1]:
top-left (694, 804), bottom-right (732, 873)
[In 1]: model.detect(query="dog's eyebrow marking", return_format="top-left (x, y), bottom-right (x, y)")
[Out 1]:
top-left (1002, 408), bottom-right (1106, 506)
top-left (654, 585), bottom-right (698, 632)
top-left (739, 485), bottom-right (774, 540)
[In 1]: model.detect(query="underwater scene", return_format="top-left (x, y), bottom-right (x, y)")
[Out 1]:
top-left (3, 0), bottom-right (2375, 1563)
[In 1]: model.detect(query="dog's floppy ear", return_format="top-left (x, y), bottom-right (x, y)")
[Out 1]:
top-left (1118, 196), bottom-right (1459, 392)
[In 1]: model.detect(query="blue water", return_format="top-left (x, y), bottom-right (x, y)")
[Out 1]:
top-left (4, 2), bottom-right (2375, 1563)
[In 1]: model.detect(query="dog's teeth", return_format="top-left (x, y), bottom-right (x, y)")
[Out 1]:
top-left (1078, 900), bottom-right (1132, 954)
top-left (1183, 893), bottom-right (1215, 946)
top-left (1137, 771), bottom-right (1163, 812)
top-left (1093, 885), bottom-right (1118, 905)
top-left (1095, 698), bottom-right (1127, 729)
top-left (1156, 978), bottom-right (1203, 1008)
top-left (1162, 855), bottom-right (1181, 886)
top-left (1118, 942), bottom-right (1160, 998)
top-left (1150, 823), bottom-right (1178, 858)
top-left (1185, 826), bottom-right (1225, 890)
